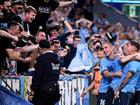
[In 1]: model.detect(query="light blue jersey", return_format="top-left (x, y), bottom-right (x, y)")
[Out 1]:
top-left (136, 76), bottom-right (140, 91)
top-left (99, 56), bottom-right (122, 93)
top-left (109, 57), bottom-right (122, 90)
top-left (136, 68), bottom-right (140, 91)
top-left (121, 61), bottom-right (140, 93)
top-left (79, 28), bottom-right (89, 44)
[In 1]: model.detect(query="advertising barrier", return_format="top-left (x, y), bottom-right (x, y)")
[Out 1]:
top-left (0, 75), bottom-right (89, 105)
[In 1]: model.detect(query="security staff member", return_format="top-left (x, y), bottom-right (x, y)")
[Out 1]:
top-left (29, 40), bottom-right (61, 105)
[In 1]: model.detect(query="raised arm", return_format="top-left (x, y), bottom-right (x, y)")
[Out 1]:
top-left (82, 18), bottom-right (93, 29)
top-left (0, 30), bottom-right (18, 42)
top-left (59, 0), bottom-right (76, 7)
top-left (58, 17), bottom-right (74, 33)
top-left (75, 18), bottom-right (93, 29)
top-left (15, 44), bottom-right (39, 53)
top-left (119, 53), bottom-right (138, 63)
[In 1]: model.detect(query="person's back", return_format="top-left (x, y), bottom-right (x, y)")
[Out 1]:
top-left (30, 40), bottom-right (61, 105)
top-left (35, 52), bottom-right (60, 86)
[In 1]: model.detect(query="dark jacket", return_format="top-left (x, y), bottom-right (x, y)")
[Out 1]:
top-left (31, 52), bottom-right (60, 92)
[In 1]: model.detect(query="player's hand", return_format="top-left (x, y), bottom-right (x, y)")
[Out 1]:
top-left (81, 90), bottom-right (88, 98)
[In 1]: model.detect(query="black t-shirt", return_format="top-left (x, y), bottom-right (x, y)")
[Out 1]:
top-left (0, 36), bottom-right (15, 70)
top-left (27, 0), bottom-right (59, 14)
top-left (31, 52), bottom-right (60, 91)
top-left (57, 32), bottom-right (71, 48)
top-left (0, 10), bottom-right (11, 30)
top-left (27, 0), bottom-right (59, 35)
top-left (63, 45), bottom-right (77, 69)
top-left (0, 36), bottom-right (15, 60)
top-left (12, 16), bottom-right (29, 32)
top-left (0, 19), bottom-right (8, 30)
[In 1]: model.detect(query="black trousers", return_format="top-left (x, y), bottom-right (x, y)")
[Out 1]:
top-left (107, 87), bottom-right (120, 105)
top-left (132, 91), bottom-right (140, 105)
top-left (97, 93), bottom-right (108, 105)
top-left (97, 87), bottom-right (120, 105)
top-left (32, 83), bottom-right (61, 105)
top-left (120, 92), bottom-right (134, 105)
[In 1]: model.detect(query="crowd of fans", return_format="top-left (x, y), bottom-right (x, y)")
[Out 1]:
top-left (0, 0), bottom-right (140, 105)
